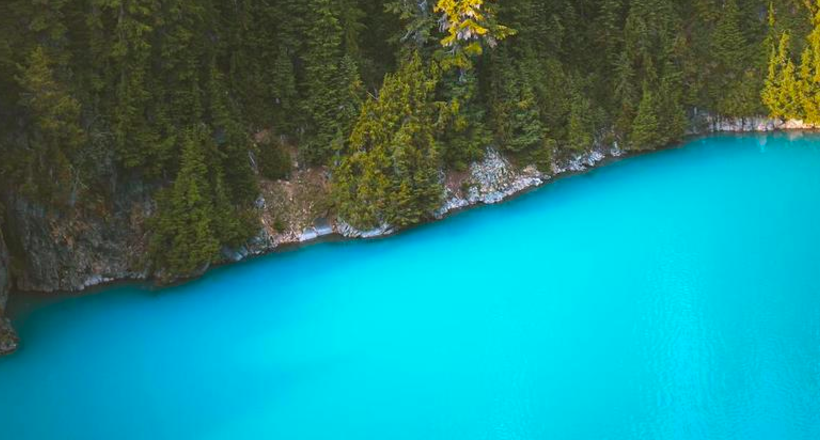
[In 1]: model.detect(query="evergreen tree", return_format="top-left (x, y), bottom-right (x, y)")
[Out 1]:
top-left (334, 52), bottom-right (442, 230)
top-left (437, 69), bottom-right (492, 170)
top-left (613, 50), bottom-right (638, 138)
top-left (711, 0), bottom-right (750, 112)
top-left (149, 125), bottom-right (220, 277)
top-left (763, 32), bottom-right (800, 119)
top-left (16, 45), bottom-right (85, 204)
top-left (206, 59), bottom-right (258, 204)
top-left (657, 62), bottom-right (689, 143)
top-left (630, 85), bottom-right (662, 151)
top-left (568, 91), bottom-right (594, 152)
top-left (301, 0), bottom-right (364, 165)
top-left (434, 0), bottom-right (515, 70)
top-left (797, 3), bottom-right (820, 123)
top-left (386, 0), bottom-right (437, 48)
top-left (270, 47), bottom-right (300, 135)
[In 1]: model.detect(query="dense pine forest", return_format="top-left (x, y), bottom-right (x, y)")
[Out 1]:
top-left (0, 0), bottom-right (818, 278)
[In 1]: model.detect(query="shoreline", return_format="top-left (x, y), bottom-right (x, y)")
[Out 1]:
top-left (9, 124), bottom-right (811, 301)
top-left (4, 120), bottom-right (820, 355)
top-left (5, 143), bottom-right (630, 300)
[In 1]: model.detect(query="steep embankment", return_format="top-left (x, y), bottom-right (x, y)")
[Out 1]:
top-left (0, 229), bottom-right (18, 355)
top-left (0, 116), bottom-right (815, 355)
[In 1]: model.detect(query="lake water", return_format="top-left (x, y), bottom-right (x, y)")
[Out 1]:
top-left (2, 133), bottom-right (820, 439)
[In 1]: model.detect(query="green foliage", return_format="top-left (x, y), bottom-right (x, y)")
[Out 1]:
top-left (434, 0), bottom-right (515, 70)
top-left (764, 31), bottom-right (803, 120)
top-left (630, 85), bottom-right (662, 151)
top-left (149, 126), bottom-right (221, 277)
top-left (270, 47), bottom-right (300, 135)
top-left (436, 69), bottom-right (491, 170)
top-left (258, 139), bottom-right (293, 181)
top-left (568, 91), bottom-right (595, 152)
top-left (149, 125), bottom-right (257, 277)
top-left (300, 0), bottom-right (365, 166)
top-left (794, 3), bottom-right (820, 123)
top-left (385, 0), bottom-right (437, 48)
top-left (1, 0), bottom-right (813, 278)
top-left (333, 52), bottom-right (442, 230)
top-left (16, 45), bottom-right (85, 205)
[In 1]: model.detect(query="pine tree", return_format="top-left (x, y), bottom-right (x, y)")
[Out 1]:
top-left (385, 0), bottom-right (437, 48)
top-left (301, 0), bottom-right (363, 165)
top-left (798, 4), bottom-right (820, 123)
top-left (437, 69), bottom-right (491, 170)
top-left (711, 0), bottom-right (747, 76)
top-left (333, 52), bottom-right (442, 230)
top-left (206, 59), bottom-right (258, 205)
top-left (16, 45), bottom-right (85, 204)
top-left (337, 54), bottom-right (366, 151)
top-left (488, 47), bottom-right (548, 158)
top-left (763, 32), bottom-right (800, 119)
top-left (434, 0), bottom-right (515, 70)
top-left (710, 0), bottom-right (748, 111)
top-left (568, 90), bottom-right (594, 152)
top-left (613, 50), bottom-right (638, 138)
top-left (270, 47), bottom-right (299, 135)
top-left (105, 0), bottom-right (164, 175)
top-left (656, 62), bottom-right (689, 143)
top-left (594, 0), bottom-right (625, 95)
top-left (630, 85), bottom-right (661, 151)
top-left (508, 78), bottom-right (547, 155)
top-left (149, 125), bottom-right (220, 277)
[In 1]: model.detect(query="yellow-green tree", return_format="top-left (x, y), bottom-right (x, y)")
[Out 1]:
top-left (333, 52), bottom-right (442, 230)
top-left (798, 3), bottom-right (820, 123)
top-left (434, 0), bottom-right (514, 69)
top-left (762, 32), bottom-right (800, 119)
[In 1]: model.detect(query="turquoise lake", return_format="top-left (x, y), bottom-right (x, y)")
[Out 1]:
top-left (2, 133), bottom-right (820, 439)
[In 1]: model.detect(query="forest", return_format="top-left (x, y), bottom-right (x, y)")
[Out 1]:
top-left (0, 0), bottom-right (818, 277)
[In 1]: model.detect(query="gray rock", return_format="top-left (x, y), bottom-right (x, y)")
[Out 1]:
top-left (0, 228), bottom-right (18, 356)
top-left (0, 317), bottom-right (17, 356)
top-left (335, 220), bottom-right (393, 239)
top-left (1, 179), bottom-right (153, 293)
top-left (0, 228), bottom-right (8, 311)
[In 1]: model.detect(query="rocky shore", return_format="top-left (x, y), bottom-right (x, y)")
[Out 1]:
top-left (0, 116), bottom-right (816, 355)
top-left (0, 229), bottom-right (18, 355)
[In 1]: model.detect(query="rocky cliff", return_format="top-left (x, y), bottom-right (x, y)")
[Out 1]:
top-left (1, 181), bottom-right (154, 294)
top-left (0, 228), bottom-right (18, 355)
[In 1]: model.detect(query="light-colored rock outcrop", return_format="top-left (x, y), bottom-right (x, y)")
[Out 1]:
top-left (694, 114), bottom-right (819, 133)
top-left (436, 145), bottom-right (612, 219)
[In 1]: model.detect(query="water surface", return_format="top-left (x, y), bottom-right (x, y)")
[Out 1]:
top-left (2, 133), bottom-right (820, 439)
